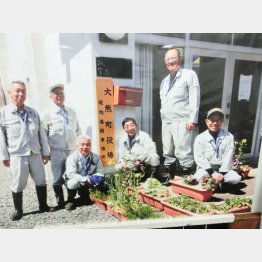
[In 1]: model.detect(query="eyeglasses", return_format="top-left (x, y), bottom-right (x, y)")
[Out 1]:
top-left (51, 91), bottom-right (64, 97)
top-left (165, 56), bottom-right (179, 62)
top-left (207, 118), bottom-right (224, 123)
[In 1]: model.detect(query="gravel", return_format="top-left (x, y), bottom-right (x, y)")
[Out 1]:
top-left (0, 163), bottom-right (119, 229)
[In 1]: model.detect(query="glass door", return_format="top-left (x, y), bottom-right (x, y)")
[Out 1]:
top-left (228, 59), bottom-right (262, 157)
top-left (191, 55), bottom-right (226, 133)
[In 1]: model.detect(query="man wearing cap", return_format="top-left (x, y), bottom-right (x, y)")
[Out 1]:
top-left (160, 48), bottom-right (200, 182)
top-left (41, 83), bottom-right (81, 209)
top-left (0, 80), bottom-right (53, 221)
top-left (193, 107), bottom-right (241, 189)
top-left (63, 135), bottom-right (105, 210)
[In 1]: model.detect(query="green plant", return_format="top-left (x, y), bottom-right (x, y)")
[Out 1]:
top-left (234, 139), bottom-right (247, 162)
top-left (124, 204), bottom-right (162, 220)
top-left (168, 195), bottom-right (210, 214)
top-left (89, 188), bottom-right (109, 201)
top-left (106, 172), bottom-right (161, 220)
top-left (183, 175), bottom-right (198, 186)
top-left (209, 197), bottom-right (252, 212)
top-left (143, 178), bottom-right (169, 198)
top-left (200, 175), bottom-right (218, 191)
top-left (233, 139), bottom-right (252, 175)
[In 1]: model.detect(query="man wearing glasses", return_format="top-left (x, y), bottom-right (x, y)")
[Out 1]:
top-left (193, 108), bottom-right (241, 189)
top-left (160, 48), bottom-right (200, 183)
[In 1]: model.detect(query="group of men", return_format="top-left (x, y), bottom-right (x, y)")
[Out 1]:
top-left (0, 81), bottom-right (104, 221)
top-left (0, 47), bottom-right (242, 222)
top-left (117, 48), bottom-right (241, 187)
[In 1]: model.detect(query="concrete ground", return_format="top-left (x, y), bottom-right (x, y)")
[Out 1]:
top-left (210, 168), bottom-right (257, 202)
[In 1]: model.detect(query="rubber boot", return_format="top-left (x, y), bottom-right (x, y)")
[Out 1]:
top-left (65, 188), bottom-right (77, 210)
top-left (78, 185), bottom-right (92, 205)
top-left (36, 186), bottom-right (55, 213)
top-left (10, 191), bottom-right (23, 221)
top-left (162, 165), bottom-right (175, 185)
top-left (53, 185), bottom-right (65, 209)
top-left (150, 165), bottom-right (160, 179)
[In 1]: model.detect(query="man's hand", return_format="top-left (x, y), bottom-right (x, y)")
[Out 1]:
top-left (43, 156), bottom-right (50, 165)
top-left (212, 171), bottom-right (224, 184)
top-left (186, 122), bottom-right (196, 131)
top-left (135, 159), bottom-right (142, 167)
top-left (3, 160), bottom-right (10, 167)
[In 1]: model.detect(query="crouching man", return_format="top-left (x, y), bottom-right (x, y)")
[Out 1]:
top-left (63, 135), bottom-right (105, 210)
top-left (193, 108), bottom-right (241, 190)
top-left (116, 117), bottom-right (160, 180)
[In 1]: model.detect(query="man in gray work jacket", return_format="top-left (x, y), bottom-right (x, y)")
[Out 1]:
top-left (63, 135), bottom-right (105, 210)
top-left (41, 83), bottom-right (81, 209)
top-left (193, 108), bottom-right (241, 188)
top-left (116, 117), bottom-right (160, 180)
top-left (0, 80), bottom-right (53, 221)
top-left (160, 48), bottom-right (200, 182)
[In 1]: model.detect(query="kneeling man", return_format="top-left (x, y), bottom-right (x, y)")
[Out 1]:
top-left (193, 108), bottom-right (241, 190)
top-left (64, 135), bottom-right (105, 210)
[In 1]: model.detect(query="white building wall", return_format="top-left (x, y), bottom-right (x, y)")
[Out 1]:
top-left (0, 33), bottom-right (143, 161)
top-left (43, 33), bottom-right (139, 159)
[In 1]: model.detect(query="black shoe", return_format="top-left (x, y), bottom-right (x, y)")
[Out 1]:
top-left (65, 202), bottom-right (75, 211)
top-left (180, 165), bottom-right (195, 176)
top-left (39, 204), bottom-right (55, 213)
top-left (161, 173), bottom-right (171, 186)
top-left (10, 209), bottom-right (23, 221)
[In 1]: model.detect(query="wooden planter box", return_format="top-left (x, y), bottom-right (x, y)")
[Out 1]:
top-left (239, 167), bottom-right (253, 179)
top-left (91, 198), bottom-right (108, 211)
top-left (139, 192), bottom-right (165, 211)
top-left (170, 177), bottom-right (213, 202)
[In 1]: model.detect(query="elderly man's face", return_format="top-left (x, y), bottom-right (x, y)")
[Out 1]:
top-left (164, 49), bottom-right (181, 75)
top-left (78, 138), bottom-right (91, 157)
top-left (123, 120), bottom-right (137, 137)
top-left (9, 82), bottom-right (27, 109)
top-left (50, 87), bottom-right (65, 107)
top-left (205, 115), bottom-right (224, 133)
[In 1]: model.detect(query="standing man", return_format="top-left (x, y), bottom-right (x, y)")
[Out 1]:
top-left (160, 48), bottom-right (200, 181)
top-left (0, 80), bottom-right (53, 221)
top-left (41, 83), bottom-right (81, 209)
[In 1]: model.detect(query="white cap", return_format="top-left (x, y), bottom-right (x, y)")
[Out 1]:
top-left (207, 108), bottom-right (224, 119)
top-left (50, 83), bottom-right (64, 93)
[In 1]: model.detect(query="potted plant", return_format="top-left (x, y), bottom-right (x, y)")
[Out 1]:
top-left (139, 178), bottom-right (170, 211)
top-left (106, 172), bottom-right (163, 221)
top-left (169, 176), bottom-right (213, 202)
top-left (234, 139), bottom-right (253, 179)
